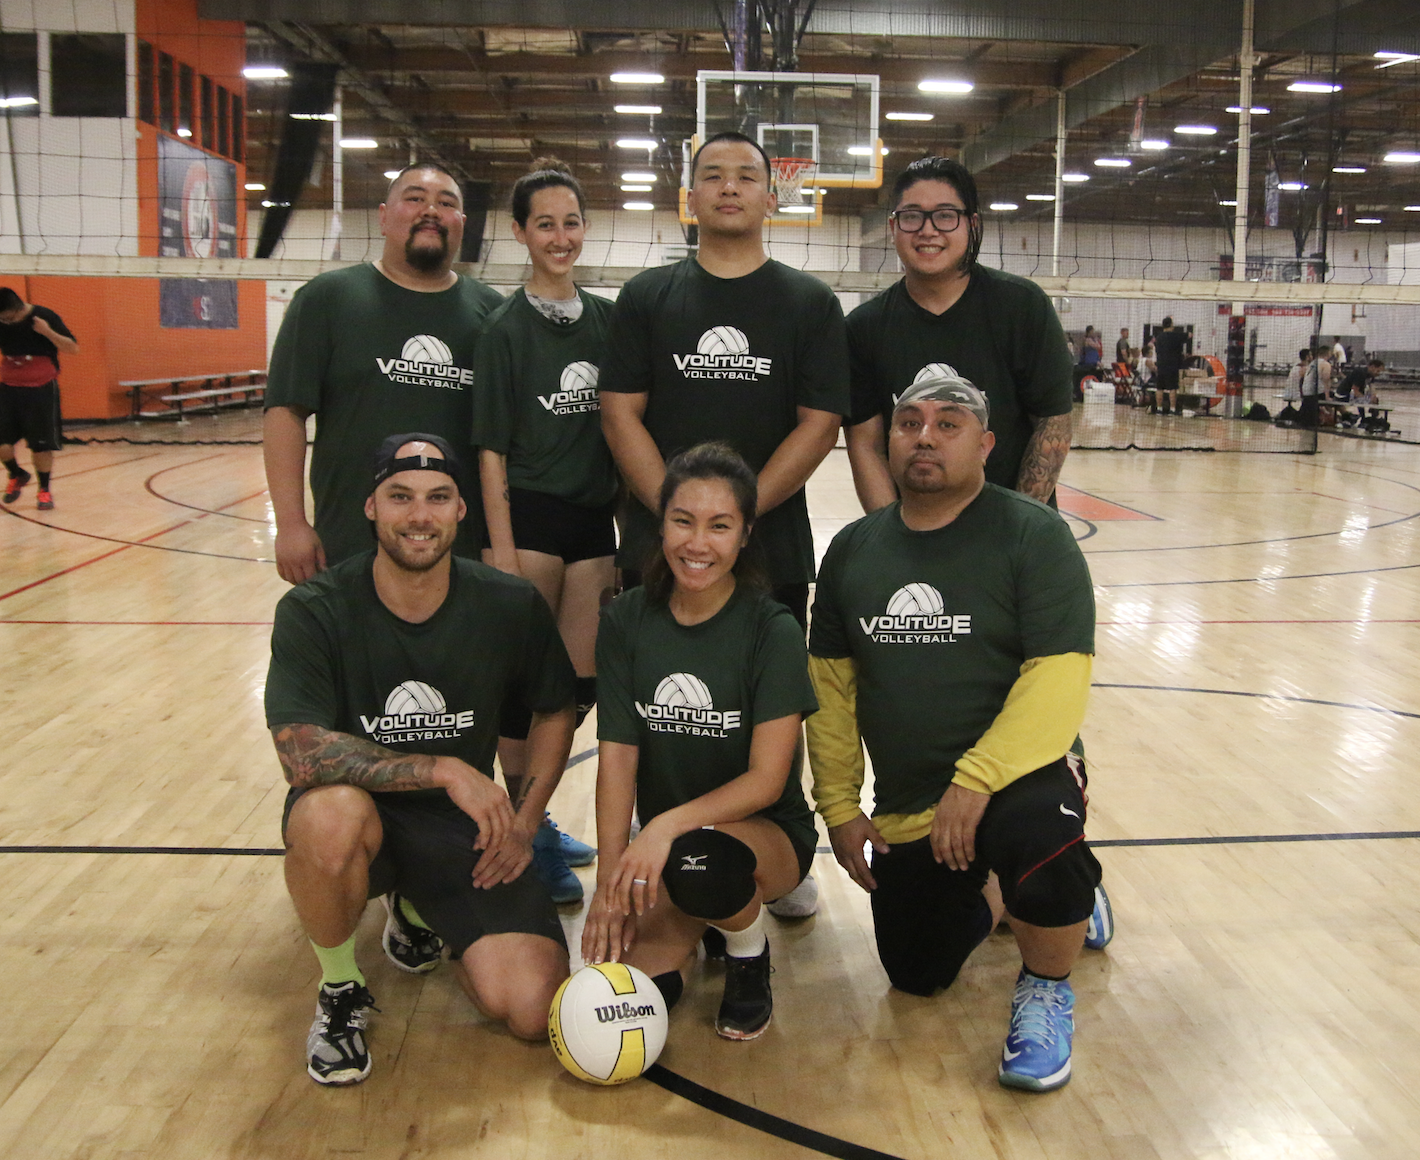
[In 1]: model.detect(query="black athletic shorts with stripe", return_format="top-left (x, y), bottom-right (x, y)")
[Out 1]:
top-left (282, 786), bottom-right (567, 958)
top-left (868, 754), bottom-right (1101, 997)
top-left (0, 381), bottom-right (63, 452)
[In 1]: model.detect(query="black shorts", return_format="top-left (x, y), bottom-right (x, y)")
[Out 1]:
top-left (0, 382), bottom-right (62, 452)
top-left (868, 755), bottom-right (1102, 997)
top-left (282, 786), bottom-right (567, 958)
top-left (484, 488), bottom-right (616, 565)
top-left (1156, 368), bottom-right (1180, 392)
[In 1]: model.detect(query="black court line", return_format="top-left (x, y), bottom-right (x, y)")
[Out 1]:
top-left (644, 1065), bottom-right (906, 1160)
top-left (0, 500), bottom-right (271, 563)
top-left (1092, 682), bottom-right (1420, 720)
top-left (1064, 514), bottom-right (1099, 542)
top-left (144, 456), bottom-right (269, 523)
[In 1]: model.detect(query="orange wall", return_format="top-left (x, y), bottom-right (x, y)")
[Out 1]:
top-left (0, 275), bottom-right (266, 421)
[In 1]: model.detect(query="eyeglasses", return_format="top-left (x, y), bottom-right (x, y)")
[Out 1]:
top-left (890, 207), bottom-right (967, 233)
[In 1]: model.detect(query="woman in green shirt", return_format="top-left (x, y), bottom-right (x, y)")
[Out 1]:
top-left (583, 443), bottom-right (818, 1041)
top-left (472, 159), bottom-right (618, 902)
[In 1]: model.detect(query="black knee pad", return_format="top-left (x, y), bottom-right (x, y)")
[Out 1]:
top-left (662, 829), bottom-right (757, 921)
top-left (574, 676), bottom-right (597, 728)
top-left (1006, 841), bottom-right (1101, 928)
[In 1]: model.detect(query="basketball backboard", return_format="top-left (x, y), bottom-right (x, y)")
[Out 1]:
top-left (679, 70), bottom-right (881, 227)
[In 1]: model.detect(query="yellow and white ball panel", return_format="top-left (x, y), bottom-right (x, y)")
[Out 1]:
top-left (548, 963), bottom-right (669, 1086)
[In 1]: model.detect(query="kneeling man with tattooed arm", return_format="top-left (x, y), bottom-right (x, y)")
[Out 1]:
top-left (266, 433), bottom-right (576, 1085)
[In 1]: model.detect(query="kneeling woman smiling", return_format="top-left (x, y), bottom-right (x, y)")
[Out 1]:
top-left (582, 442), bottom-right (818, 1040)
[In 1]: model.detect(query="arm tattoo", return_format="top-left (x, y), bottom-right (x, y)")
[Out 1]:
top-left (512, 774), bottom-right (537, 811)
top-left (1016, 412), bottom-right (1072, 503)
top-left (271, 723), bottom-right (436, 791)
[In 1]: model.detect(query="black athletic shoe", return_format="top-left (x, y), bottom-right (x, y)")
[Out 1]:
top-left (380, 892), bottom-right (444, 974)
top-left (3, 469), bottom-right (29, 504)
top-left (306, 981), bottom-right (378, 1085)
top-left (715, 944), bottom-right (773, 1041)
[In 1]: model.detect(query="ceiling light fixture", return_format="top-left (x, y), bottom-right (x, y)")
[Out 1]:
top-left (383, 170), bottom-right (401, 179)
top-left (989, 201), bottom-right (1019, 211)
top-left (243, 66), bottom-right (289, 79)
top-left (1174, 124), bottom-right (1217, 135)
top-left (1278, 181), bottom-right (1306, 191)
top-left (616, 138), bottom-right (658, 150)
top-left (1094, 158), bottom-right (1131, 168)
top-left (1025, 193), bottom-right (1055, 201)
top-left (917, 79), bottom-right (974, 94)
top-left (176, 127), bottom-right (192, 137)
top-left (244, 182), bottom-right (266, 191)
top-left (1374, 52), bottom-right (1420, 69)
top-left (1288, 80), bottom-right (1342, 93)
top-left (846, 145), bottom-right (887, 156)
top-left (290, 112), bottom-right (337, 121)
top-left (621, 171), bottom-right (656, 182)
top-left (1219, 199), bottom-right (1238, 206)
top-left (1062, 172), bottom-right (1090, 183)
top-left (339, 138), bottom-right (377, 149)
top-left (1384, 151), bottom-right (1420, 164)
top-left (885, 111), bottom-right (934, 121)
top-left (610, 72), bottom-right (664, 85)
top-left (622, 201), bottom-right (655, 210)
top-left (1139, 139), bottom-right (1170, 150)
top-left (1226, 105), bottom-right (1270, 114)
top-left (0, 95), bottom-right (37, 108)
top-left (779, 205), bottom-right (816, 213)
top-left (1354, 217), bottom-right (1382, 224)
top-left (1332, 165), bottom-right (1367, 174)
top-left (614, 104), bottom-right (662, 115)
top-left (620, 184), bottom-right (653, 191)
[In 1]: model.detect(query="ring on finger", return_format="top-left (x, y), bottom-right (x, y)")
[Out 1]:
top-left (632, 878), bottom-right (648, 885)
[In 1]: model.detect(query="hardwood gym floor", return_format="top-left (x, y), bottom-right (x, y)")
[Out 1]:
top-left (0, 422), bottom-right (1416, 1159)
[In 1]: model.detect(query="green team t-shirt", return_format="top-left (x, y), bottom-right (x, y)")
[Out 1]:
top-left (265, 264), bottom-right (506, 565)
top-left (809, 484), bottom-right (1094, 817)
top-left (265, 552), bottom-right (575, 801)
top-left (846, 267), bottom-right (1073, 496)
top-left (598, 258), bottom-right (850, 586)
top-left (596, 584), bottom-right (819, 854)
top-left (470, 287), bottom-right (617, 507)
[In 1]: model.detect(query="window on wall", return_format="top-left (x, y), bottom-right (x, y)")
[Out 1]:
top-left (200, 76), bottom-right (214, 151)
top-left (0, 32), bottom-right (39, 115)
top-left (178, 63), bottom-right (194, 138)
top-left (230, 95), bottom-right (244, 162)
top-left (216, 86), bottom-right (230, 156)
top-left (137, 41), bottom-right (154, 123)
top-left (51, 34), bottom-right (127, 117)
top-left (158, 51), bottom-right (174, 132)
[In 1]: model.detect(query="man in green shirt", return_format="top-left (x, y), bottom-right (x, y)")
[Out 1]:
top-left (264, 163), bottom-right (505, 581)
top-left (599, 131), bottom-right (850, 630)
top-left (844, 157), bottom-right (1073, 512)
top-left (267, 434), bottom-right (576, 1085)
top-left (807, 374), bottom-right (1102, 1092)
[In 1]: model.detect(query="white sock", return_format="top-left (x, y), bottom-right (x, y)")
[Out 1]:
top-left (714, 909), bottom-right (767, 959)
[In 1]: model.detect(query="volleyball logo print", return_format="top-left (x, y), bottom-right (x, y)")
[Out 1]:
top-left (697, 326), bottom-right (751, 357)
top-left (402, 335), bottom-right (453, 365)
top-left (385, 680), bottom-right (446, 716)
top-left (859, 583), bottom-right (972, 645)
top-left (359, 680), bottom-right (475, 744)
top-left (673, 326), bottom-right (772, 381)
top-left (636, 672), bottom-right (741, 737)
top-left (376, 333), bottom-right (474, 389)
top-left (885, 583), bottom-right (946, 617)
top-left (540, 360), bottom-right (601, 416)
top-left (654, 672), bottom-right (714, 710)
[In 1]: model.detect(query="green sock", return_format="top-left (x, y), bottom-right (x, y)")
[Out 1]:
top-left (311, 934), bottom-right (365, 987)
top-left (399, 896), bottom-right (433, 931)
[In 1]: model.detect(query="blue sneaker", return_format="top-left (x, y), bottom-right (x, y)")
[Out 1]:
top-left (998, 970), bottom-right (1074, 1092)
top-left (542, 813), bottom-right (595, 867)
top-left (1084, 885), bottom-right (1114, 950)
top-left (532, 823), bottom-right (584, 904)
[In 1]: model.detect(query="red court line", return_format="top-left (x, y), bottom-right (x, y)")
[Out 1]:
top-left (1099, 618), bottom-right (1420, 625)
top-left (1056, 484), bottom-right (1158, 521)
top-left (0, 514), bottom-right (199, 602)
top-left (0, 620), bottom-right (273, 626)
top-left (57, 451), bottom-right (165, 479)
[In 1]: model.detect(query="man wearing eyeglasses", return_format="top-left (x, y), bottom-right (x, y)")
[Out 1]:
top-left (843, 157), bottom-right (1074, 512)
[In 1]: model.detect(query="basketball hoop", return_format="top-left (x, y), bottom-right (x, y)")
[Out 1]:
top-left (770, 156), bottom-right (816, 208)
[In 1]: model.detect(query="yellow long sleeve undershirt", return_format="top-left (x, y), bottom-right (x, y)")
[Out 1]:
top-left (806, 652), bottom-right (1093, 845)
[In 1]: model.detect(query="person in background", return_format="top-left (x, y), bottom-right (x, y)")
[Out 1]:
top-left (0, 287), bottom-right (78, 511)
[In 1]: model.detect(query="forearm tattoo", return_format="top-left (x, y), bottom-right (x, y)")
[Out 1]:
top-left (1017, 413), bottom-right (1072, 503)
top-left (271, 723), bottom-right (435, 791)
